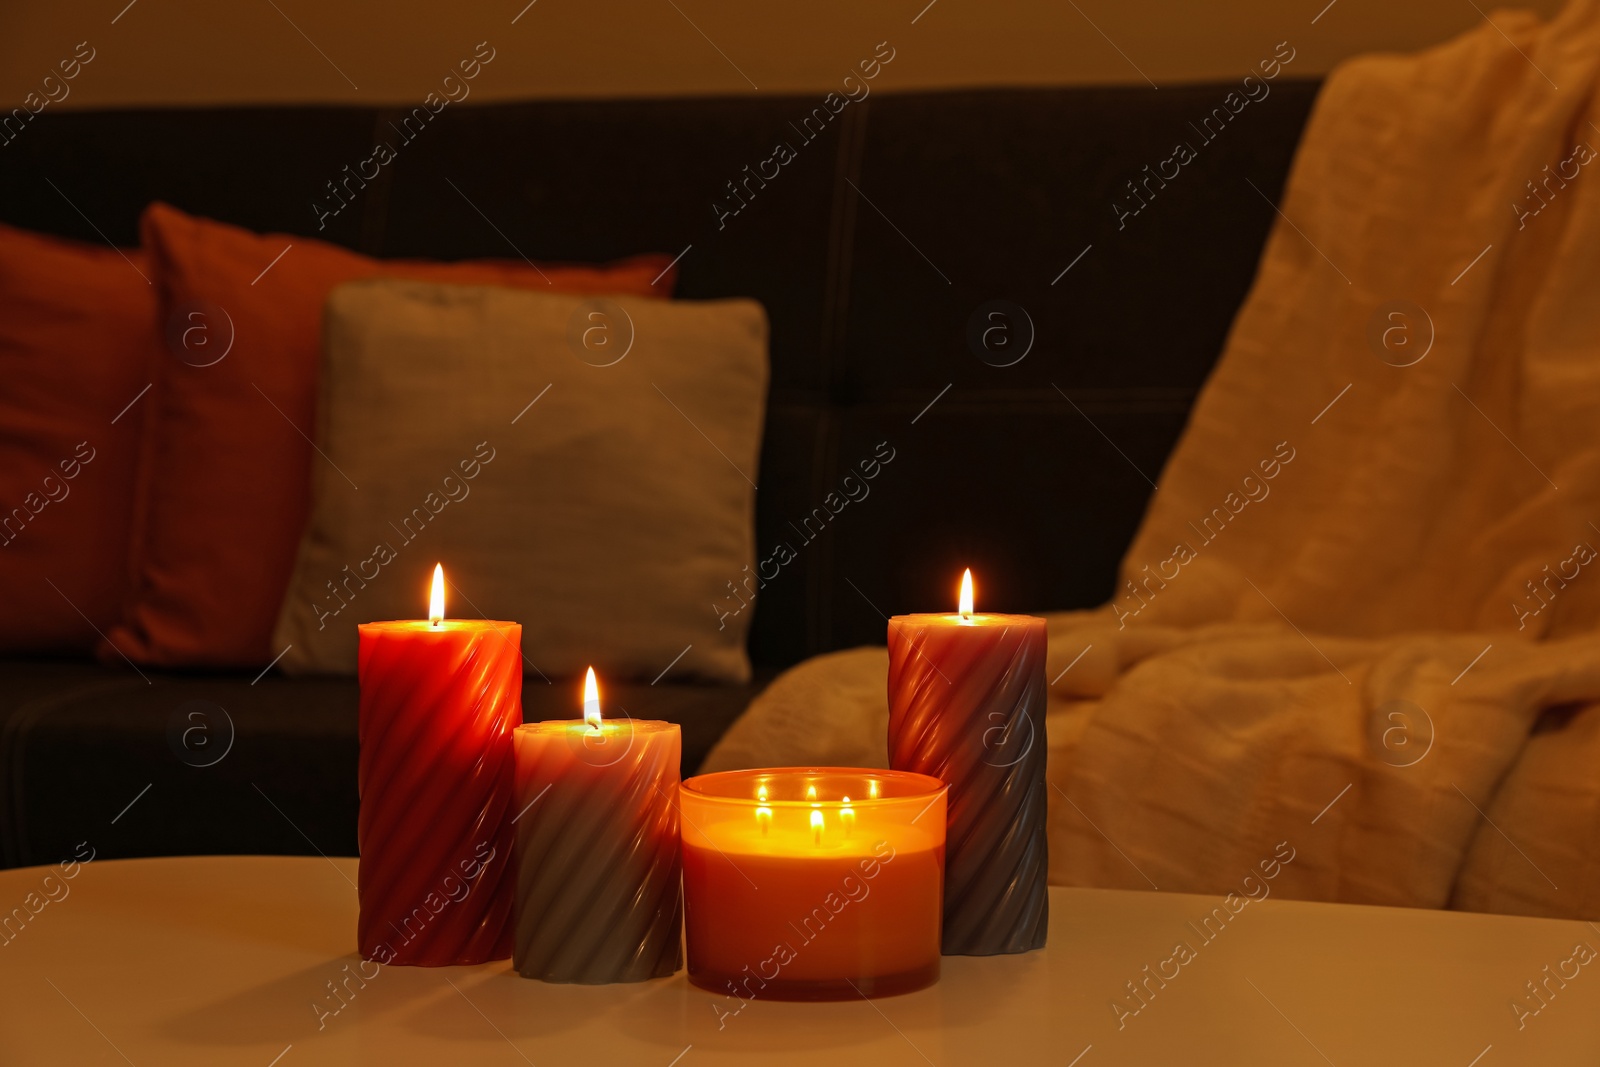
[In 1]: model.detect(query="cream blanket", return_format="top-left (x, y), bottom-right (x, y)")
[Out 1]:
top-left (706, 2), bottom-right (1600, 920)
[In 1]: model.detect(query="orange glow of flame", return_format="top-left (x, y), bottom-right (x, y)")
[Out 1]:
top-left (958, 568), bottom-right (974, 619)
top-left (583, 666), bottom-right (602, 730)
top-left (810, 808), bottom-right (824, 845)
top-left (429, 564), bottom-right (445, 625)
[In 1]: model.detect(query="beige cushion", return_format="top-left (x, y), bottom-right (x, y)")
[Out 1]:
top-left (272, 279), bottom-right (767, 683)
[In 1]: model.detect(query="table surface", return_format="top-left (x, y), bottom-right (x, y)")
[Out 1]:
top-left (1, 856), bottom-right (1596, 1066)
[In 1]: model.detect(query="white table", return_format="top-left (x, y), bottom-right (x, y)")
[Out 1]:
top-left (0, 855), bottom-right (1595, 1065)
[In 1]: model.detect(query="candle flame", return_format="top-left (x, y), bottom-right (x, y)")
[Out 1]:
top-left (429, 564), bottom-right (445, 626)
top-left (868, 780), bottom-right (880, 799)
top-left (959, 568), bottom-right (974, 619)
top-left (810, 808), bottom-right (823, 845)
top-left (757, 784), bottom-right (768, 802)
top-left (583, 666), bottom-right (602, 730)
top-left (806, 784), bottom-right (818, 802)
top-left (841, 797), bottom-right (856, 835)
top-left (756, 806), bottom-right (772, 836)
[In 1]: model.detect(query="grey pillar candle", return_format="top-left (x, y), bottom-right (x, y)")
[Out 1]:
top-left (510, 670), bottom-right (683, 983)
top-left (887, 571), bottom-right (1048, 955)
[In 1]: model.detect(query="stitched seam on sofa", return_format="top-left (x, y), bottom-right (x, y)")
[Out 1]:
top-left (819, 99), bottom-right (869, 390)
top-left (360, 109), bottom-right (400, 256)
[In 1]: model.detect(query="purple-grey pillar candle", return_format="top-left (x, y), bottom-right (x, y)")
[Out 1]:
top-left (510, 670), bottom-right (682, 983)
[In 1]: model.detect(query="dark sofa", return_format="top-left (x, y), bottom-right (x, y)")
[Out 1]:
top-left (0, 80), bottom-right (1320, 869)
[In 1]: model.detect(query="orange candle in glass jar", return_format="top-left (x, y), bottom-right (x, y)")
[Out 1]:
top-left (681, 768), bottom-right (947, 1002)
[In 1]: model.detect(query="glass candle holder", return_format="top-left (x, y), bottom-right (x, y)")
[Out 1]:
top-left (680, 767), bottom-right (947, 1001)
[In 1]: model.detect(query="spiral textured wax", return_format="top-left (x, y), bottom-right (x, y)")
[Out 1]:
top-left (887, 612), bottom-right (1048, 955)
top-left (357, 620), bottom-right (522, 966)
top-left (511, 719), bottom-right (682, 983)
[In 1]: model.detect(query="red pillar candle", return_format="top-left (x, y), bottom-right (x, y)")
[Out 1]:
top-left (887, 569), bottom-right (1048, 955)
top-left (510, 668), bottom-right (682, 983)
top-left (681, 768), bottom-right (947, 1000)
top-left (356, 564), bottom-right (520, 966)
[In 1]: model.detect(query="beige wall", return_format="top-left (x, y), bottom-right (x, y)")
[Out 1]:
top-left (1, 0), bottom-right (1566, 108)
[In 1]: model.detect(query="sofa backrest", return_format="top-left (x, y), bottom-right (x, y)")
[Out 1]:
top-left (0, 82), bottom-right (1320, 669)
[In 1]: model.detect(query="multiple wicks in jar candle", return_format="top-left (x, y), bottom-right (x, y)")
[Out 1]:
top-left (680, 768), bottom-right (947, 1001)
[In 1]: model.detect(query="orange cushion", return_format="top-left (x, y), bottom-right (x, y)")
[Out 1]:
top-left (108, 202), bottom-right (677, 667)
top-left (0, 224), bottom-right (158, 652)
